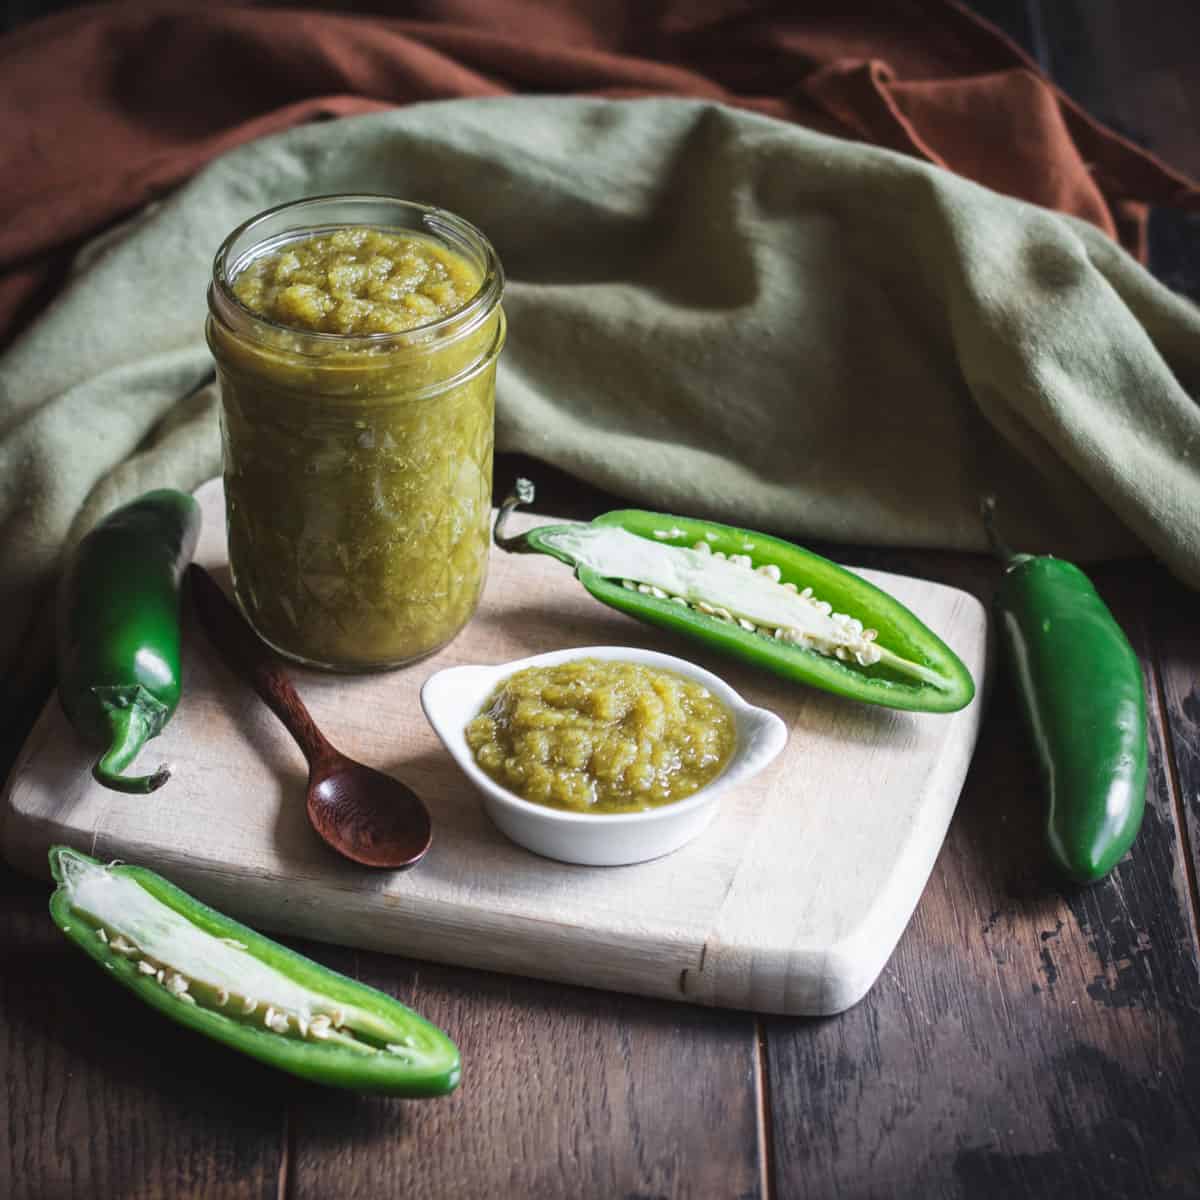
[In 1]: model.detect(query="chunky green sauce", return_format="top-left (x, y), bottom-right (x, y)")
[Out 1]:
top-left (209, 224), bottom-right (504, 670)
top-left (465, 659), bottom-right (736, 813)
top-left (233, 228), bottom-right (480, 335)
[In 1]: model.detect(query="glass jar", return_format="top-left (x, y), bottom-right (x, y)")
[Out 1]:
top-left (207, 195), bottom-right (505, 671)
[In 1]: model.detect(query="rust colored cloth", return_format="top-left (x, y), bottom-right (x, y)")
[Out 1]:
top-left (2, 0), bottom-right (1198, 347)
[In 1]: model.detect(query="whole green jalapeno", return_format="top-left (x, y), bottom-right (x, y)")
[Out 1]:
top-left (56, 489), bottom-right (200, 793)
top-left (983, 499), bottom-right (1147, 883)
top-left (495, 480), bottom-right (975, 714)
top-left (48, 846), bottom-right (461, 1096)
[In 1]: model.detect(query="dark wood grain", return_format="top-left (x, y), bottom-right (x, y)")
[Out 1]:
top-left (1151, 565), bottom-right (1200, 957)
top-left (285, 943), bottom-right (763, 1200)
top-left (0, 861), bottom-right (287, 1200)
top-left (765, 559), bottom-right (1200, 1199)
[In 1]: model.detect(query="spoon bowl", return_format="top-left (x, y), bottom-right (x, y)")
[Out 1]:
top-left (306, 759), bottom-right (431, 869)
top-left (188, 564), bottom-right (432, 870)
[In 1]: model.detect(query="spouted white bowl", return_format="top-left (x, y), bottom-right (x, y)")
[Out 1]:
top-left (420, 646), bottom-right (788, 866)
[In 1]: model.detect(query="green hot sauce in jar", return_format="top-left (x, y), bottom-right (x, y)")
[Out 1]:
top-left (207, 196), bottom-right (506, 671)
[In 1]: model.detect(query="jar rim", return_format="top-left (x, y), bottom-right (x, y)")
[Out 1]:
top-left (209, 194), bottom-right (504, 354)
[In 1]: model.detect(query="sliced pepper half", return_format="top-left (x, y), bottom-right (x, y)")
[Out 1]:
top-left (495, 480), bottom-right (975, 714)
top-left (48, 846), bottom-right (460, 1096)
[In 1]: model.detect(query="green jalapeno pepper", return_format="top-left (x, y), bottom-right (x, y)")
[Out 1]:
top-left (48, 846), bottom-right (461, 1095)
top-left (983, 499), bottom-right (1147, 883)
top-left (56, 488), bottom-right (200, 793)
top-left (495, 480), bottom-right (974, 714)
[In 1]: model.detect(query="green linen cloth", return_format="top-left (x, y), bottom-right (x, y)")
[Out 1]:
top-left (3, 97), bottom-right (1199, 697)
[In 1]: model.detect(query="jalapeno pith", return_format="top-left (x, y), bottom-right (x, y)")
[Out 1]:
top-left (984, 500), bottom-right (1147, 883)
top-left (56, 489), bottom-right (200, 793)
top-left (48, 847), bottom-right (460, 1096)
top-left (495, 480), bottom-right (974, 714)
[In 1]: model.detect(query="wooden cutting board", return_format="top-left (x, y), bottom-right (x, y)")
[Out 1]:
top-left (2, 479), bottom-right (987, 1016)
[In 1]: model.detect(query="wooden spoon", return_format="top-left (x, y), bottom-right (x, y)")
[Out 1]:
top-left (187, 564), bottom-right (432, 870)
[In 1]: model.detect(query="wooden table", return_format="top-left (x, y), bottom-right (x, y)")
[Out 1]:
top-left (3, 3), bottom-right (1199, 1196)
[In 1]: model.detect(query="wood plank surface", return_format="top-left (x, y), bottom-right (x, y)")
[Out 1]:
top-left (0, 863), bottom-right (287, 1200)
top-left (286, 943), bottom-right (763, 1200)
top-left (765, 561), bottom-right (1200, 1199)
top-left (0, 819), bottom-right (764, 1200)
top-left (2, 2), bottom-right (1200, 1198)
top-left (1152, 567), bottom-right (1200, 960)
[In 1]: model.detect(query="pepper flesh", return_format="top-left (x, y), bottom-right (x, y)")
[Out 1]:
top-left (495, 481), bottom-right (975, 714)
top-left (984, 501), bottom-right (1147, 883)
top-left (56, 489), bottom-right (200, 793)
top-left (48, 846), bottom-right (460, 1096)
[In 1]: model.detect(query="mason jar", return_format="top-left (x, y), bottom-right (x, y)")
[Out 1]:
top-left (206, 195), bottom-right (505, 671)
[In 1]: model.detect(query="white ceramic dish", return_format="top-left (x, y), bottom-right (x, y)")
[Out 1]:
top-left (420, 646), bottom-right (788, 866)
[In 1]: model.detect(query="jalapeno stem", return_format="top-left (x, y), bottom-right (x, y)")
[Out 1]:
top-left (493, 478), bottom-right (539, 553)
top-left (92, 691), bottom-right (172, 794)
top-left (981, 495), bottom-right (1034, 571)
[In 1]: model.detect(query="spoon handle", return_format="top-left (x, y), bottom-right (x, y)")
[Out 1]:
top-left (187, 565), bottom-right (334, 766)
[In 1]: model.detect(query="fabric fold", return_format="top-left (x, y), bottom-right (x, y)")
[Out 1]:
top-left (4, 0), bottom-right (1199, 349)
top-left (2, 96), bottom-right (1198, 705)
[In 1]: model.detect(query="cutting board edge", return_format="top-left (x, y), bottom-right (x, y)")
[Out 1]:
top-left (690, 676), bottom-right (987, 1015)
